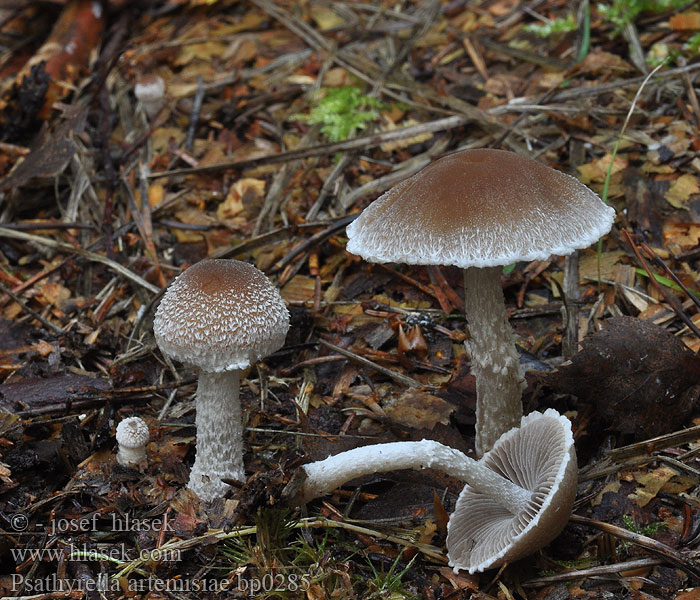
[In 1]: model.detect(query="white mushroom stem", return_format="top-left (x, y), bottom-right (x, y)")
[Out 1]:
top-left (463, 266), bottom-right (525, 456)
top-left (117, 444), bottom-right (147, 466)
top-left (188, 369), bottom-right (245, 501)
top-left (296, 440), bottom-right (532, 513)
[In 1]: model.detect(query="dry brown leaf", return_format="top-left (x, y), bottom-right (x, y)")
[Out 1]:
top-left (438, 567), bottom-right (479, 592)
top-left (579, 50), bottom-right (634, 75)
top-left (592, 481), bottom-right (621, 506)
top-left (665, 174), bottom-right (699, 209)
top-left (322, 68), bottom-right (353, 87)
top-left (578, 250), bottom-right (626, 284)
top-left (40, 281), bottom-right (70, 308)
top-left (383, 389), bottom-right (455, 430)
top-left (663, 222), bottom-right (700, 249)
top-left (310, 6), bottom-right (345, 30)
top-left (174, 42), bottom-right (229, 67)
top-left (577, 154), bottom-right (628, 184)
top-left (670, 12), bottom-right (700, 30)
top-left (380, 118), bottom-right (433, 152)
top-left (281, 275), bottom-right (316, 303)
top-left (630, 465), bottom-right (678, 507)
top-left (217, 178), bottom-right (266, 224)
top-left (151, 127), bottom-right (186, 155)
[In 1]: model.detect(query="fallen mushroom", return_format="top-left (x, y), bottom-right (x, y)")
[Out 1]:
top-left (115, 416), bottom-right (149, 467)
top-left (287, 409), bottom-right (577, 573)
top-left (346, 148), bottom-right (615, 455)
top-left (153, 259), bottom-right (289, 501)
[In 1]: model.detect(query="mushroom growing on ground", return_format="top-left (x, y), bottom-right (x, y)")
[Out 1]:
top-left (134, 74), bottom-right (166, 120)
top-left (153, 259), bottom-right (289, 501)
top-left (287, 409), bottom-right (577, 573)
top-left (115, 416), bottom-right (149, 467)
top-left (346, 148), bottom-right (615, 455)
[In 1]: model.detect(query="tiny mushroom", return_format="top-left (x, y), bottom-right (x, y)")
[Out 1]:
top-left (346, 148), bottom-right (615, 455)
top-left (286, 409), bottom-right (577, 573)
top-left (134, 74), bottom-right (166, 120)
top-left (115, 416), bottom-right (149, 467)
top-left (153, 259), bottom-right (289, 501)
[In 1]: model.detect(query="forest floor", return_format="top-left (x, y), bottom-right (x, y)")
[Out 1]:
top-left (0, 0), bottom-right (700, 598)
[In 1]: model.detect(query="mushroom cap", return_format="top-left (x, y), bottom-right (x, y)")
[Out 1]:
top-left (116, 416), bottom-right (150, 449)
top-left (134, 74), bottom-right (166, 102)
top-left (346, 149), bottom-right (615, 268)
top-left (153, 259), bottom-right (290, 373)
top-left (446, 408), bottom-right (577, 573)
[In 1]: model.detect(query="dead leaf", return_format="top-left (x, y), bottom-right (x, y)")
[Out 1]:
top-left (438, 567), bottom-right (479, 592)
top-left (383, 389), bottom-right (455, 430)
top-left (579, 50), bottom-right (634, 75)
top-left (630, 465), bottom-right (678, 507)
top-left (578, 250), bottom-right (627, 284)
top-left (578, 154), bottom-right (628, 184)
top-left (665, 174), bottom-right (699, 209)
top-left (380, 118), bottom-right (433, 152)
top-left (310, 6), bottom-right (344, 30)
top-left (217, 178), bottom-right (266, 224)
top-left (40, 281), bottom-right (70, 308)
top-left (592, 480), bottom-right (621, 506)
top-left (664, 222), bottom-right (700, 250)
top-left (669, 12), bottom-right (700, 30)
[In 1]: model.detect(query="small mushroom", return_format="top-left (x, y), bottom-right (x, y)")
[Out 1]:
top-left (153, 259), bottom-right (289, 501)
top-left (115, 416), bottom-right (149, 467)
top-left (134, 74), bottom-right (166, 120)
top-left (346, 149), bottom-right (615, 454)
top-left (287, 409), bottom-right (576, 573)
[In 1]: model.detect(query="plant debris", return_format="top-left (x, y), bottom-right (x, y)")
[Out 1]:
top-left (0, 0), bottom-right (699, 597)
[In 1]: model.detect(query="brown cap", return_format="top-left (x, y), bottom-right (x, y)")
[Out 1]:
top-left (446, 409), bottom-right (577, 573)
top-left (153, 259), bottom-right (289, 373)
top-left (134, 74), bottom-right (165, 102)
top-left (346, 149), bottom-right (615, 268)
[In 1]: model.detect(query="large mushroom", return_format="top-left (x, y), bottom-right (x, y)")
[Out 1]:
top-left (153, 259), bottom-right (289, 501)
top-left (287, 409), bottom-right (577, 573)
top-left (346, 148), bottom-right (615, 454)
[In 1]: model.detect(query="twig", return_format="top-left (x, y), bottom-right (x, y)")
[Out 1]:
top-left (0, 281), bottom-right (64, 335)
top-left (623, 230), bottom-right (700, 339)
top-left (0, 222), bottom-right (94, 231)
top-left (318, 339), bottom-right (424, 388)
top-left (569, 515), bottom-right (700, 581)
top-left (269, 214), bottom-right (357, 274)
top-left (580, 423), bottom-right (700, 482)
top-left (0, 227), bottom-right (161, 295)
top-left (523, 557), bottom-right (662, 587)
top-left (640, 242), bottom-right (700, 312)
top-left (150, 115), bottom-right (470, 179)
top-left (496, 62), bottom-right (700, 107)
top-left (184, 76), bottom-right (204, 153)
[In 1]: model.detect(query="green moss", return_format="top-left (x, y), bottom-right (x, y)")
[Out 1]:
top-left (291, 86), bottom-right (386, 142)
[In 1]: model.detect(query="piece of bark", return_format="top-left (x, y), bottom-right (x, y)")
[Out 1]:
top-left (547, 316), bottom-right (700, 440)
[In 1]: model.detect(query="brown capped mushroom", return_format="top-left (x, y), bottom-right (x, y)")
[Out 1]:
top-left (346, 148), bottom-right (615, 454)
top-left (135, 74), bottom-right (166, 120)
top-left (153, 259), bottom-right (289, 501)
